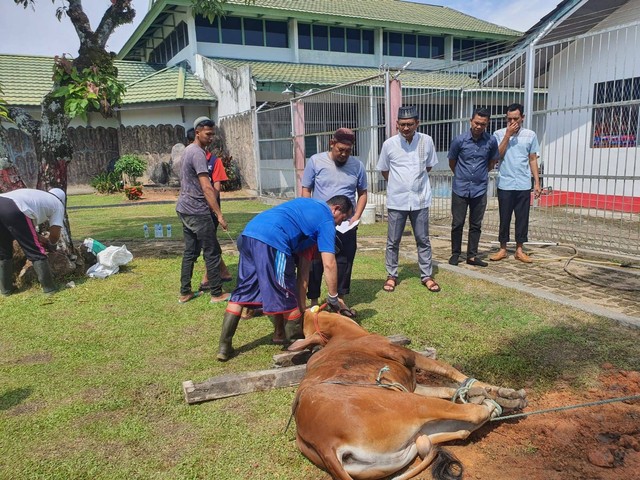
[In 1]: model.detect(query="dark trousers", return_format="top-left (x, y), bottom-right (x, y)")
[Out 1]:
top-left (307, 227), bottom-right (357, 299)
top-left (0, 197), bottom-right (48, 262)
top-left (178, 212), bottom-right (222, 296)
top-left (497, 189), bottom-right (531, 245)
top-left (451, 192), bottom-right (487, 258)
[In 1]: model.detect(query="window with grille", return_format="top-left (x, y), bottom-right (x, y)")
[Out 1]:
top-left (592, 77), bottom-right (640, 148)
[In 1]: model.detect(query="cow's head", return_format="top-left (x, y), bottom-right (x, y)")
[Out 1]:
top-left (288, 309), bottom-right (366, 351)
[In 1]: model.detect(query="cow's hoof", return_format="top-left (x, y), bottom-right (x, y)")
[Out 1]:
top-left (483, 398), bottom-right (503, 418)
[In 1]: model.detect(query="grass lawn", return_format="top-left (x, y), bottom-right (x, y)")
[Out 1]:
top-left (1, 195), bottom-right (638, 479)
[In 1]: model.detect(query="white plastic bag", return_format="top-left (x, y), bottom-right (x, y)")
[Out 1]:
top-left (86, 262), bottom-right (119, 279)
top-left (97, 245), bottom-right (133, 268)
top-left (86, 245), bottom-right (133, 278)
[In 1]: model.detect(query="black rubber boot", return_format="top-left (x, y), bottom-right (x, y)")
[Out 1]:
top-left (216, 311), bottom-right (241, 361)
top-left (284, 317), bottom-right (303, 343)
top-left (0, 259), bottom-right (14, 296)
top-left (32, 259), bottom-right (58, 294)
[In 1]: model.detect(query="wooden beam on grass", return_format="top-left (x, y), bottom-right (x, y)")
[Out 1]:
top-left (183, 364), bottom-right (307, 404)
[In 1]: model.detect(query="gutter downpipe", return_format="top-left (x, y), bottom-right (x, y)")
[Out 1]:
top-left (384, 67), bottom-right (391, 139)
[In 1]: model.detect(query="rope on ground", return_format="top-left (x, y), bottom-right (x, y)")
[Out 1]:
top-left (490, 394), bottom-right (640, 422)
top-left (478, 240), bottom-right (640, 292)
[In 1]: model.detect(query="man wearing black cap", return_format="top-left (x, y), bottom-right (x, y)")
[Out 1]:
top-left (175, 116), bottom-right (229, 304)
top-left (377, 106), bottom-right (440, 293)
top-left (301, 128), bottom-right (368, 317)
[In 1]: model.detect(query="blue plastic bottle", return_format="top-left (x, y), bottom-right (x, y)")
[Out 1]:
top-left (143, 224), bottom-right (149, 238)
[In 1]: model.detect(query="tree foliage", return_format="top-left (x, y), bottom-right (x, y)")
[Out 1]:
top-left (192, 0), bottom-right (255, 23)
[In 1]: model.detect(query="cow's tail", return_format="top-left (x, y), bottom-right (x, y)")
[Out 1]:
top-left (431, 447), bottom-right (463, 480)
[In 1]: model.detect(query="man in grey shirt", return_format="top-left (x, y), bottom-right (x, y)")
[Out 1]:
top-left (176, 116), bottom-right (229, 303)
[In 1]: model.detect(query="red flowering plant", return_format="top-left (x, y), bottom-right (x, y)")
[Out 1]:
top-left (124, 185), bottom-right (143, 200)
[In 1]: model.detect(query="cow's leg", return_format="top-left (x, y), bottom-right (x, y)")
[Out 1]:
top-left (411, 354), bottom-right (527, 411)
top-left (422, 399), bottom-right (500, 445)
top-left (297, 435), bottom-right (354, 480)
top-left (414, 384), bottom-right (457, 399)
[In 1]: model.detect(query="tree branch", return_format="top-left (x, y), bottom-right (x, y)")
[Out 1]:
top-left (95, 0), bottom-right (136, 48)
top-left (66, 0), bottom-right (94, 46)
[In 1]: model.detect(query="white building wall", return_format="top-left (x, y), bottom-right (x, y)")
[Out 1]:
top-left (543, 7), bottom-right (640, 197)
top-left (119, 105), bottom-right (212, 129)
top-left (195, 55), bottom-right (254, 117)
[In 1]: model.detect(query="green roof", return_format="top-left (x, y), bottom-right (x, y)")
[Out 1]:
top-left (225, 0), bottom-right (522, 37)
top-left (120, 0), bottom-right (520, 60)
top-left (0, 55), bottom-right (215, 107)
top-left (213, 58), bottom-right (479, 89)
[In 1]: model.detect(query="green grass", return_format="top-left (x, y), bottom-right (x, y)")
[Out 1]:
top-left (1, 194), bottom-right (638, 479)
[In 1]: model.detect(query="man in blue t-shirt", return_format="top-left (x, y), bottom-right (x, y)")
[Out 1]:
top-left (448, 108), bottom-right (499, 267)
top-left (216, 195), bottom-right (353, 362)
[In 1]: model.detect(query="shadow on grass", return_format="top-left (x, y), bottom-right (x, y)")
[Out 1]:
top-left (456, 320), bottom-right (640, 390)
top-left (0, 387), bottom-right (32, 411)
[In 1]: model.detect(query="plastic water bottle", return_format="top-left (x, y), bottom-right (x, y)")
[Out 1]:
top-left (166, 224), bottom-right (172, 238)
top-left (143, 224), bottom-right (149, 238)
top-left (154, 223), bottom-right (163, 238)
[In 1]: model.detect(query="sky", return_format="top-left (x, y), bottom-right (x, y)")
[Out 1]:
top-left (0, 0), bottom-right (560, 57)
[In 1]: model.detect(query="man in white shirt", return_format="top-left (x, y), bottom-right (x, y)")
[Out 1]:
top-left (0, 187), bottom-right (66, 294)
top-left (377, 106), bottom-right (440, 293)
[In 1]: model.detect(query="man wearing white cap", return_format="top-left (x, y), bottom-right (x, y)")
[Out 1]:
top-left (175, 116), bottom-right (230, 304)
top-left (0, 187), bottom-right (66, 294)
top-left (377, 105), bottom-right (440, 293)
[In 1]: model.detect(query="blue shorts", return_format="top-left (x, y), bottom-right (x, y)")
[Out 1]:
top-left (230, 236), bottom-right (299, 316)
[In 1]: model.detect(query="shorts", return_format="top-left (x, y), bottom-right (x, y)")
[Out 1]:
top-left (230, 236), bottom-right (299, 316)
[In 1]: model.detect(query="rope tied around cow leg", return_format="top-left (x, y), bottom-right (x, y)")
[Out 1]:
top-left (452, 377), bottom-right (477, 403)
top-left (376, 366), bottom-right (409, 392)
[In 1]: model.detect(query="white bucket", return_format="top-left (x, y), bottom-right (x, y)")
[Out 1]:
top-left (360, 203), bottom-right (377, 224)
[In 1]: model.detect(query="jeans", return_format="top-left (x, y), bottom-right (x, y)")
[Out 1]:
top-left (385, 208), bottom-right (432, 280)
top-left (178, 212), bottom-right (223, 296)
top-left (451, 192), bottom-right (488, 258)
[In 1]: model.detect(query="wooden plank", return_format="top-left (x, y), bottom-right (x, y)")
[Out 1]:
top-left (272, 334), bottom-right (412, 367)
top-left (183, 364), bottom-right (307, 404)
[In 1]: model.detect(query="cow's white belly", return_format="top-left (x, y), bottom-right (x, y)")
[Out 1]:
top-left (337, 444), bottom-right (417, 479)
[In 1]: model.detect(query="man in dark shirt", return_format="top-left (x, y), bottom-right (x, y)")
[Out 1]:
top-left (447, 108), bottom-right (500, 267)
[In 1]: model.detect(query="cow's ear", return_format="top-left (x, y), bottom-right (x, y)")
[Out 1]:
top-left (288, 334), bottom-right (321, 351)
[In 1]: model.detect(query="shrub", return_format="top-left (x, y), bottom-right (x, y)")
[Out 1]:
top-left (114, 154), bottom-right (147, 186)
top-left (124, 185), bottom-right (143, 200)
top-left (220, 155), bottom-right (242, 191)
top-left (91, 171), bottom-right (123, 194)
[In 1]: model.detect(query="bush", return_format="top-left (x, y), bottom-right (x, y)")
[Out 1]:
top-left (220, 155), bottom-right (242, 191)
top-left (91, 172), bottom-right (123, 194)
top-left (114, 154), bottom-right (147, 185)
top-left (124, 185), bottom-right (143, 200)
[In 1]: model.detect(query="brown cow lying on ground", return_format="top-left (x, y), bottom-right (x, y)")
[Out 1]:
top-left (288, 309), bottom-right (527, 480)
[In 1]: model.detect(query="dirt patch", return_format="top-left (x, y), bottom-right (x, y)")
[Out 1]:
top-left (441, 367), bottom-right (640, 480)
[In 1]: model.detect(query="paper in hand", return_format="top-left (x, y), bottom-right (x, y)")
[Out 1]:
top-left (336, 219), bottom-right (359, 234)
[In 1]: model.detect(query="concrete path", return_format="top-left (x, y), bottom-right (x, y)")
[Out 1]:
top-left (359, 227), bottom-right (640, 328)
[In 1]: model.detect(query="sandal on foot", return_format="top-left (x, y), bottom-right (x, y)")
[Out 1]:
top-left (241, 308), bottom-right (263, 320)
top-left (382, 276), bottom-right (397, 292)
top-left (338, 307), bottom-right (357, 319)
top-left (422, 277), bottom-right (441, 293)
top-left (178, 291), bottom-right (202, 304)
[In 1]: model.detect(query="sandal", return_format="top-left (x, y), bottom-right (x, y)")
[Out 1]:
top-left (422, 277), bottom-right (441, 293)
top-left (338, 307), bottom-right (357, 319)
top-left (178, 291), bottom-right (202, 304)
top-left (242, 308), bottom-right (263, 320)
top-left (382, 276), bottom-right (397, 292)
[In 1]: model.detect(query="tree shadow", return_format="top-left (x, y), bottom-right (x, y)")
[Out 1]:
top-left (0, 387), bottom-right (32, 411)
